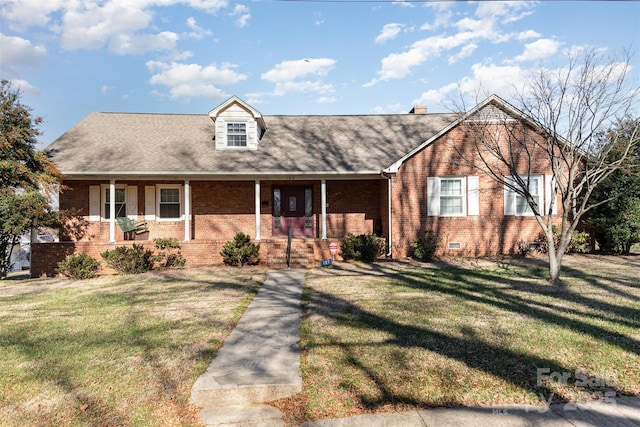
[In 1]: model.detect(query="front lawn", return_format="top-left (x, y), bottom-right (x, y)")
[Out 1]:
top-left (277, 255), bottom-right (640, 422)
top-left (0, 267), bottom-right (266, 427)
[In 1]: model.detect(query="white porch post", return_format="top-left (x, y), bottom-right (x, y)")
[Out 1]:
top-left (321, 179), bottom-right (327, 240)
top-left (109, 180), bottom-right (116, 243)
top-left (387, 175), bottom-right (392, 257)
top-left (255, 180), bottom-right (261, 241)
top-left (184, 180), bottom-right (191, 242)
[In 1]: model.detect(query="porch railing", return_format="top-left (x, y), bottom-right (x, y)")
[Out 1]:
top-left (286, 223), bottom-right (292, 269)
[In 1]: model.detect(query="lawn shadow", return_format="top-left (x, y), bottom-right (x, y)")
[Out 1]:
top-left (302, 258), bottom-right (639, 412)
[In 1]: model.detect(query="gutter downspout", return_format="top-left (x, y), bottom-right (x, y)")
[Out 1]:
top-left (381, 171), bottom-right (393, 258)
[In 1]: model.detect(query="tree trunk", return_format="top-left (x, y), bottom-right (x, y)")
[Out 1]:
top-left (549, 232), bottom-right (571, 285)
top-left (548, 250), bottom-right (561, 285)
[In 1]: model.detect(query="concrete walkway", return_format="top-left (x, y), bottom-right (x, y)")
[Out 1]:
top-left (191, 268), bottom-right (640, 426)
top-left (302, 396), bottom-right (640, 426)
top-left (190, 269), bottom-right (306, 426)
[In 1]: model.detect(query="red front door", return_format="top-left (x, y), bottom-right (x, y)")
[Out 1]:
top-left (273, 186), bottom-right (312, 237)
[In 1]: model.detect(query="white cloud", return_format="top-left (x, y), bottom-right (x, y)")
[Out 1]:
top-left (318, 96), bottom-right (337, 104)
top-left (448, 43), bottom-right (477, 64)
top-left (110, 31), bottom-right (179, 54)
top-left (421, 2), bottom-right (454, 30)
top-left (184, 0), bottom-right (229, 12)
top-left (372, 102), bottom-right (405, 114)
top-left (2, 0), bottom-right (229, 55)
top-left (365, 31), bottom-right (477, 86)
top-left (9, 79), bottom-right (40, 94)
top-left (413, 83), bottom-right (457, 108)
top-left (186, 17), bottom-right (213, 39)
top-left (271, 81), bottom-right (334, 97)
top-left (459, 63), bottom-right (528, 97)
top-left (391, 0), bottom-right (415, 8)
top-left (375, 23), bottom-right (404, 44)
top-left (517, 30), bottom-right (541, 40)
top-left (0, 33), bottom-right (47, 81)
top-left (245, 92), bottom-right (266, 105)
top-left (262, 58), bottom-right (336, 83)
top-left (146, 60), bottom-right (247, 98)
top-left (0, 0), bottom-right (65, 29)
top-left (101, 85), bottom-right (114, 95)
top-left (515, 38), bottom-right (560, 62)
top-left (475, 1), bottom-right (536, 21)
top-left (367, 1), bottom-right (543, 87)
top-left (230, 4), bottom-right (250, 27)
top-left (414, 63), bottom-right (529, 109)
top-left (60, 1), bottom-right (153, 51)
top-left (262, 58), bottom-right (336, 96)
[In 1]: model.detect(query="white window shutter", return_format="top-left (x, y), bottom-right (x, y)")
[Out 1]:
top-left (467, 176), bottom-right (479, 216)
top-left (127, 186), bottom-right (138, 219)
top-left (427, 177), bottom-right (440, 216)
top-left (89, 185), bottom-right (101, 221)
top-left (145, 186), bottom-right (156, 220)
top-left (504, 176), bottom-right (515, 216)
top-left (545, 175), bottom-right (557, 215)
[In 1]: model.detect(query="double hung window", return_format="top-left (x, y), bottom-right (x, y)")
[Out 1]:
top-left (227, 123), bottom-right (247, 147)
top-left (104, 187), bottom-right (126, 219)
top-left (158, 187), bottom-right (181, 219)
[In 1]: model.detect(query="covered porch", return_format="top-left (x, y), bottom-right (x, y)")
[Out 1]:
top-left (33, 176), bottom-right (392, 276)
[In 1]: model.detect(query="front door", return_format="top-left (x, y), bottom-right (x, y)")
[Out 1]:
top-left (273, 186), bottom-right (312, 237)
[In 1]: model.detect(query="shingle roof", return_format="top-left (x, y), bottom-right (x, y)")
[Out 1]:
top-left (45, 111), bottom-right (457, 176)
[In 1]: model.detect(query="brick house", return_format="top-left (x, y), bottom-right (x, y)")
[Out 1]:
top-left (32, 95), bottom-right (559, 275)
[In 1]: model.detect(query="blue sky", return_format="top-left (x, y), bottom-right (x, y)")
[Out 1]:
top-left (1, 0), bottom-right (639, 148)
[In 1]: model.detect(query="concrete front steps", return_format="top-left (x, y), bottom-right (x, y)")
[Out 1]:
top-left (265, 238), bottom-right (316, 269)
top-left (190, 269), bottom-right (306, 426)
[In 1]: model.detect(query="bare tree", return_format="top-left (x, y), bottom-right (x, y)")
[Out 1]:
top-left (460, 49), bottom-right (639, 284)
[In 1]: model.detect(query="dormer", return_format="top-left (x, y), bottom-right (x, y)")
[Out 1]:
top-left (209, 96), bottom-right (266, 150)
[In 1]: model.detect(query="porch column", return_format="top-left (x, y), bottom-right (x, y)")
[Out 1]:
top-left (109, 180), bottom-right (116, 243)
top-left (255, 180), bottom-right (261, 241)
top-left (387, 175), bottom-right (392, 257)
top-left (184, 180), bottom-right (190, 242)
top-left (321, 179), bottom-right (327, 240)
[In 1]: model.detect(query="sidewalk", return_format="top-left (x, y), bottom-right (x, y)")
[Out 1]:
top-left (302, 396), bottom-right (640, 426)
top-left (190, 269), bottom-right (306, 426)
top-left (190, 269), bottom-right (640, 427)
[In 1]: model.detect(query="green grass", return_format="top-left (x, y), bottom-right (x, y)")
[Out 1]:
top-left (0, 267), bottom-right (266, 427)
top-left (286, 254), bottom-right (640, 422)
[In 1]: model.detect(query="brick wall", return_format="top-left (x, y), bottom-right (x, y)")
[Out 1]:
top-left (326, 180), bottom-right (382, 237)
top-left (30, 238), bottom-right (345, 277)
top-left (391, 125), bottom-right (561, 257)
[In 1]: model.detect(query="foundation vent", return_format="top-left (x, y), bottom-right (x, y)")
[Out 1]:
top-left (448, 242), bottom-right (462, 250)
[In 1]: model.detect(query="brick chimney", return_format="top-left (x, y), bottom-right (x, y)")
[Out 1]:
top-left (409, 105), bottom-right (428, 114)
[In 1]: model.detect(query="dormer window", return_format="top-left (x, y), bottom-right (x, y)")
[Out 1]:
top-left (227, 123), bottom-right (247, 147)
top-left (209, 96), bottom-right (266, 151)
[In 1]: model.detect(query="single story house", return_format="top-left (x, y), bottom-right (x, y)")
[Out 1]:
top-left (32, 95), bottom-right (559, 275)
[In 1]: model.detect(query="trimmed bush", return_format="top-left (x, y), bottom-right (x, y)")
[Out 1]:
top-left (568, 230), bottom-right (591, 254)
top-left (535, 226), bottom-right (591, 254)
top-left (153, 238), bottom-right (186, 268)
top-left (340, 233), bottom-right (385, 263)
top-left (220, 232), bottom-right (260, 266)
top-left (101, 244), bottom-right (154, 274)
top-left (57, 253), bottom-right (100, 279)
top-left (411, 230), bottom-right (439, 262)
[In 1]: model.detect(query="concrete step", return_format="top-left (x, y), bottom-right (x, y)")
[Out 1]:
top-left (191, 381), bottom-right (301, 407)
top-left (199, 404), bottom-right (285, 426)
